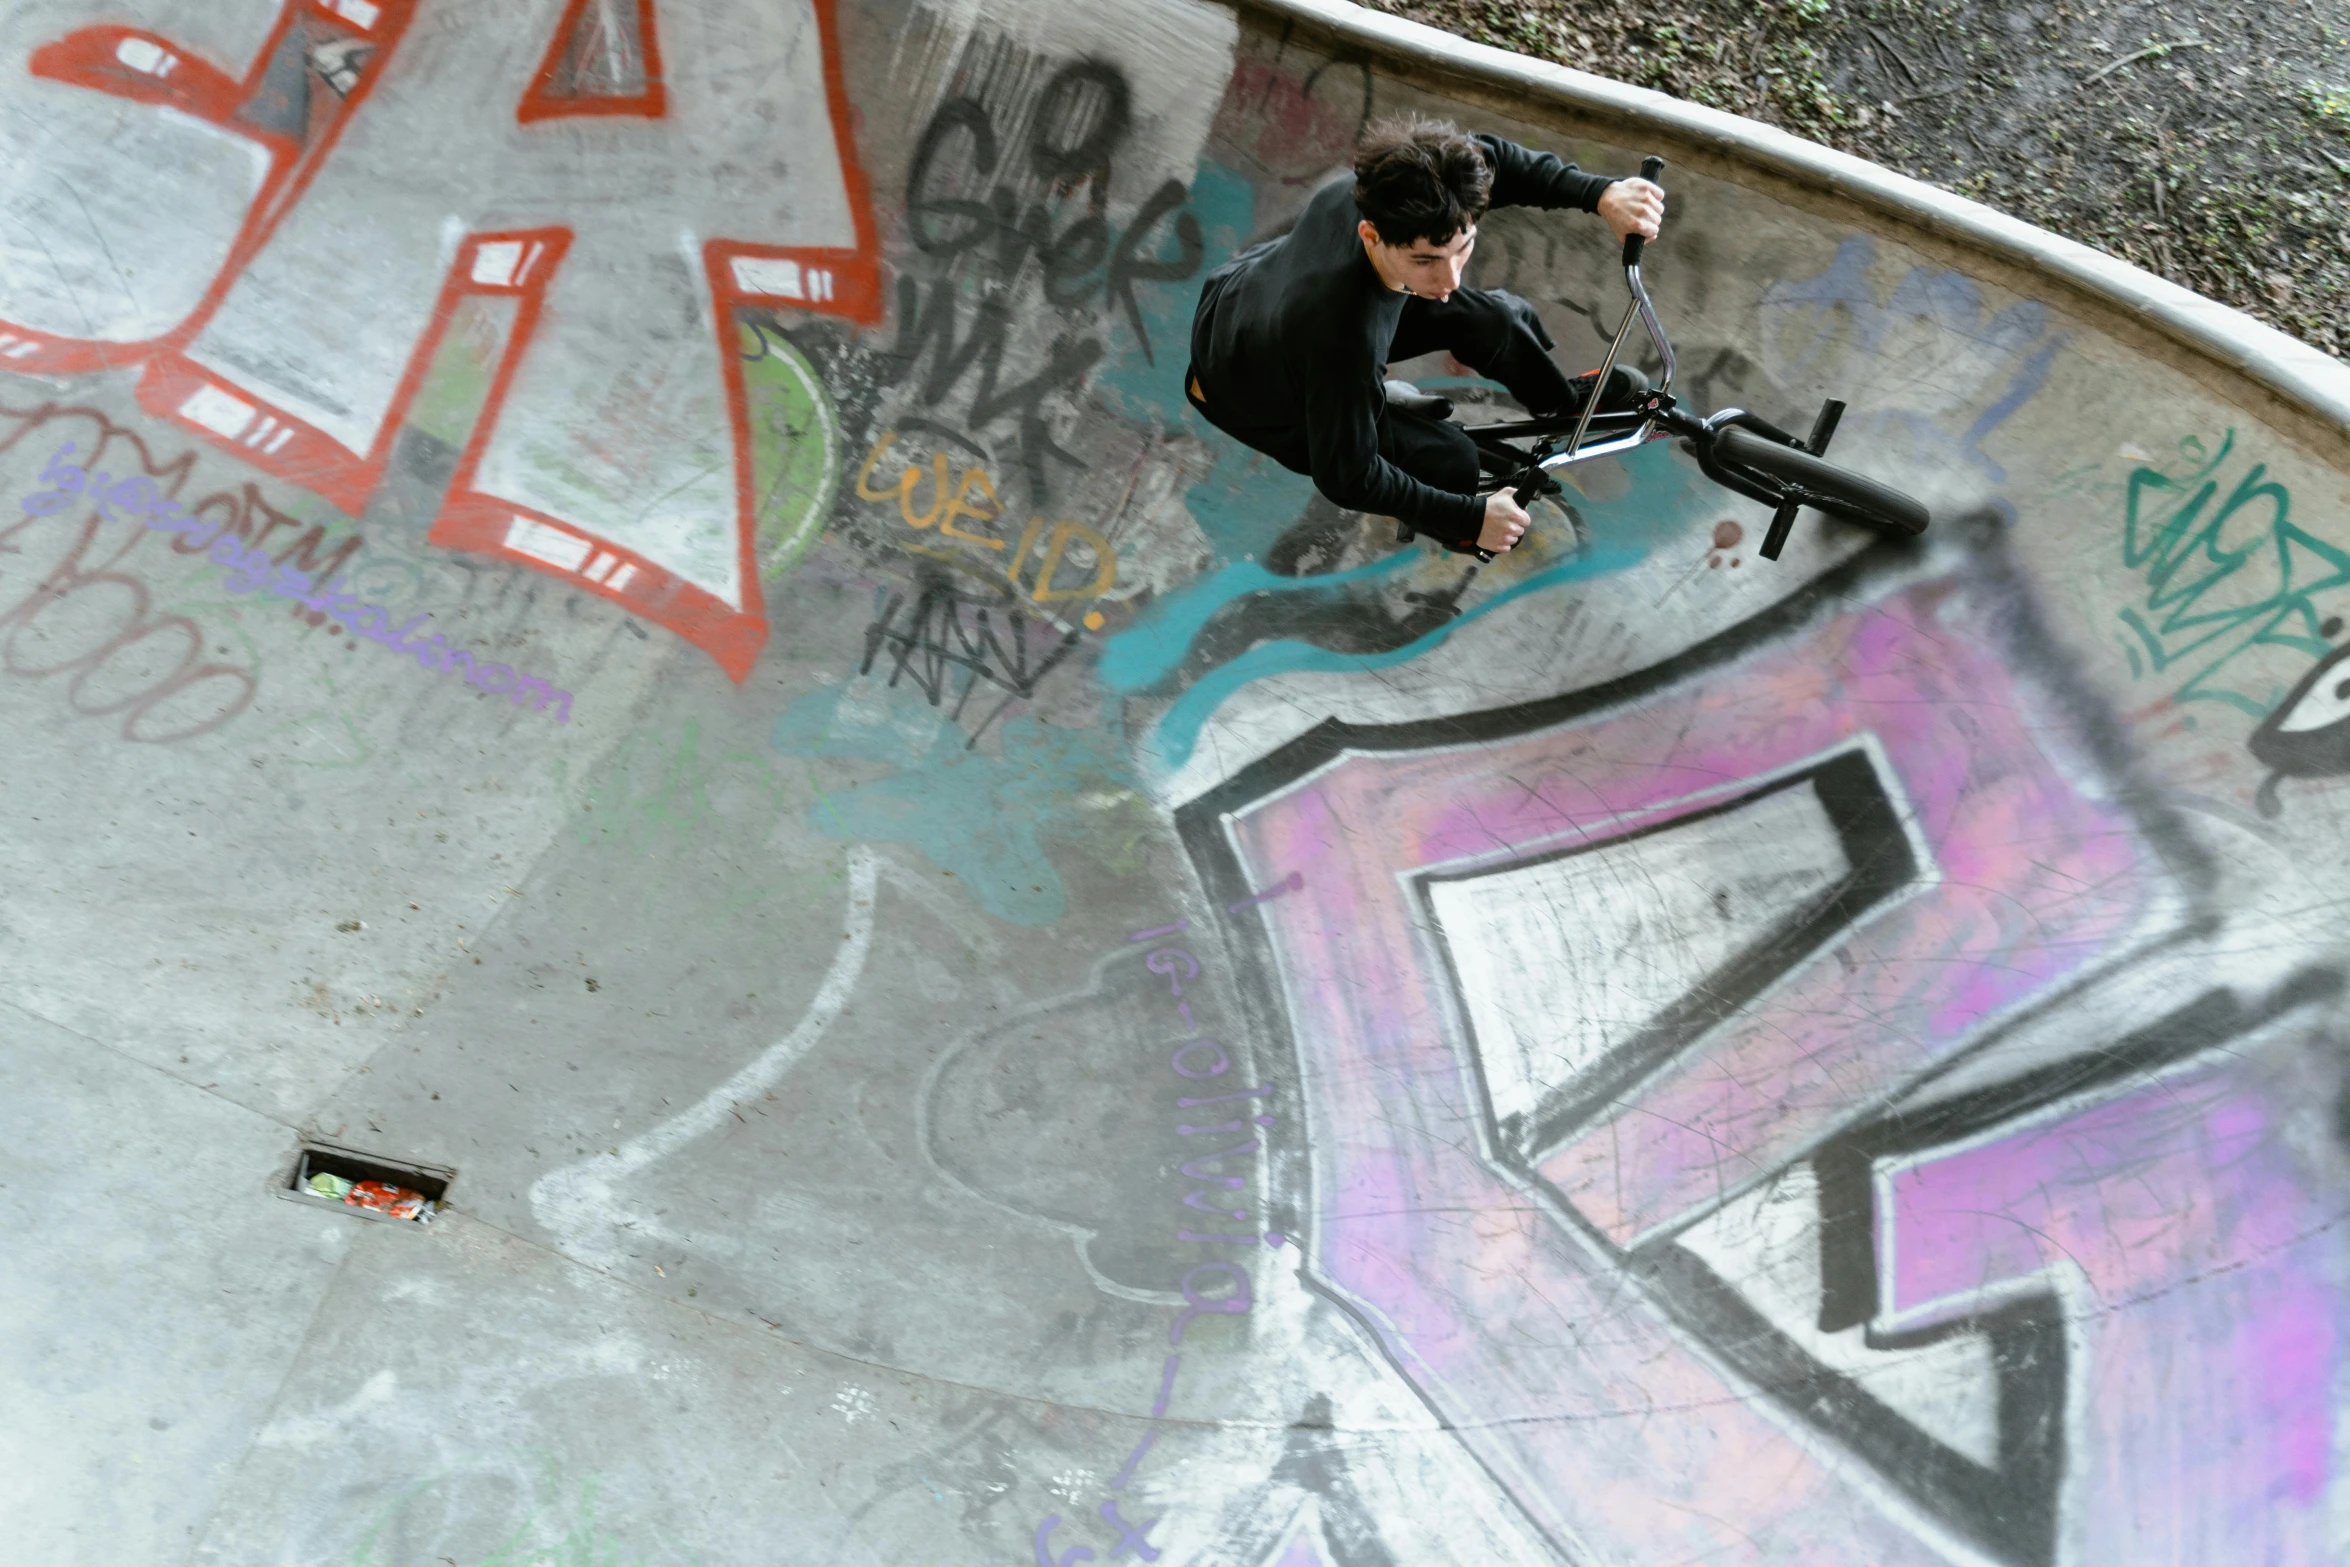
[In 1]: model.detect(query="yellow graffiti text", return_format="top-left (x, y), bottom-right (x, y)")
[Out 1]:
top-left (856, 430), bottom-right (1116, 608)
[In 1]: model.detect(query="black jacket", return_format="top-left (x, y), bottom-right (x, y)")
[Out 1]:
top-left (1188, 135), bottom-right (1614, 542)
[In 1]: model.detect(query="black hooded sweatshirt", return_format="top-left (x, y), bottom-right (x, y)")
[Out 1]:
top-left (1187, 134), bottom-right (1614, 543)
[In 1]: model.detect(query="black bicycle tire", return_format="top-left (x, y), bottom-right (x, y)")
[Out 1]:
top-left (1713, 426), bottom-right (1930, 537)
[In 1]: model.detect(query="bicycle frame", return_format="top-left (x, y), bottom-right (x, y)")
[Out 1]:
top-left (1458, 263), bottom-right (1839, 513)
top-left (1450, 156), bottom-right (1854, 562)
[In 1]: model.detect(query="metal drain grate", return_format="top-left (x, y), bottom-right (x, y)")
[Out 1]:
top-left (281, 1141), bottom-right (454, 1224)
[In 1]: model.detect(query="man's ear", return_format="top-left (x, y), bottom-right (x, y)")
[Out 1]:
top-left (1356, 218), bottom-right (1382, 248)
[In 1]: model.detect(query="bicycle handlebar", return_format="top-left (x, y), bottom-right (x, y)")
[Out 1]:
top-left (1621, 155), bottom-right (1666, 270)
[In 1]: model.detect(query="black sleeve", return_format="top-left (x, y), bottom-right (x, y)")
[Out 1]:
top-left (1302, 361), bottom-right (1486, 544)
top-left (1474, 133), bottom-right (1617, 215)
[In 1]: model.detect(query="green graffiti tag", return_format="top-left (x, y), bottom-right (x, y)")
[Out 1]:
top-left (2116, 432), bottom-right (2350, 717)
top-left (343, 1460), bottom-right (672, 1567)
top-left (739, 317), bottom-right (841, 583)
top-left (566, 717), bottom-right (841, 926)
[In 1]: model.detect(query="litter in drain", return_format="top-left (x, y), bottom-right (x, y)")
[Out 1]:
top-left (283, 1143), bottom-right (452, 1224)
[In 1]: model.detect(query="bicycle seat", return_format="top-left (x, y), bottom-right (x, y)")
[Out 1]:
top-left (1382, 379), bottom-right (1455, 419)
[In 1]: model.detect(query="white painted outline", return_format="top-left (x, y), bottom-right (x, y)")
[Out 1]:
top-left (1212, 737), bottom-right (1948, 1268)
top-left (906, 938), bottom-right (1190, 1311)
top-left (529, 846), bottom-right (879, 1268)
top-left (1398, 735), bottom-right (1941, 1237)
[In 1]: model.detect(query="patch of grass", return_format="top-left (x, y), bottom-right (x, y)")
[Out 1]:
top-left (2307, 82), bottom-right (2350, 132)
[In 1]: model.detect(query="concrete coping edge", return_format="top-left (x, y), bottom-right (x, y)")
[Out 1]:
top-left (1227, 0), bottom-right (2350, 443)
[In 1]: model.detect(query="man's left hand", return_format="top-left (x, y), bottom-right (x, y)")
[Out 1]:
top-left (1598, 178), bottom-right (1665, 243)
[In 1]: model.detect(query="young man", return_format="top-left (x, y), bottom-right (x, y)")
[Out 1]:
top-left (1185, 117), bottom-right (1665, 557)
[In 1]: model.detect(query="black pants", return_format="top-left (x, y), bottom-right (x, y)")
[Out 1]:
top-left (1377, 287), bottom-right (1581, 499)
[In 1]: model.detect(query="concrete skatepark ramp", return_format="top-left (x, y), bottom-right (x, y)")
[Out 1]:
top-left (5, 0), bottom-right (2350, 1562)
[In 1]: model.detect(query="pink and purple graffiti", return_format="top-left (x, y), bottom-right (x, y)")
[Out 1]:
top-left (1186, 542), bottom-right (2345, 1563)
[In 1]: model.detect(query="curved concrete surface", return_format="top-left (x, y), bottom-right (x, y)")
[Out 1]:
top-left (3, 2), bottom-right (2349, 1564)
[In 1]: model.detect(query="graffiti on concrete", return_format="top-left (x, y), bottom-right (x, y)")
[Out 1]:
top-left (12, 5), bottom-right (2350, 1562)
top-left (771, 675), bottom-right (1138, 926)
top-left (925, 923), bottom-right (1276, 1566)
top-left (2113, 431), bottom-right (2350, 722)
top-left (1796, 972), bottom-right (2346, 1566)
top-left (1099, 219), bottom-right (2071, 778)
top-left (1, 0), bottom-right (883, 679)
top-left (2250, 639), bottom-right (2350, 815)
top-left (735, 318), bottom-right (848, 587)
top-left (860, 577), bottom-right (1084, 737)
top-left (26, 443), bottom-right (572, 722)
top-left (885, 55), bottom-right (1202, 498)
top-left (519, 0), bottom-right (667, 123)
top-left (1166, 522), bottom-right (2350, 1564)
top-left (1211, 54), bottom-right (1374, 187)
top-left (853, 429), bottom-right (1120, 614)
top-left (1757, 234), bottom-right (2062, 484)
top-left (0, 401), bottom-right (277, 740)
top-left (925, 937), bottom-right (1263, 1290)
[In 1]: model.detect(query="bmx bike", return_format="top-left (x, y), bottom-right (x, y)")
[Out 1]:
top-left (1392, 156), bottom-right (1932, 564)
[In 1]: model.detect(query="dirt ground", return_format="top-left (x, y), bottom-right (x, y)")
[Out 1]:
top-left (1361, 0), bottom-right (2350, 361)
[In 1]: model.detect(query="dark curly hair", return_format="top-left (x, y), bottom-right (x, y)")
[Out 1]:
top-left (1351, 115), bottom-right (1493, 247)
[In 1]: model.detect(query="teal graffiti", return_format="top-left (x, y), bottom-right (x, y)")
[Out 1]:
top-left (2117, 432), bottom-right (2350, 717)
top-left (1093, 164), bottom-right (1248, 424)
top-left (1135, 540), bottom-right (1645, 773)
top-left (1117, 437), bottom-right (1718, 771)
top-left (771, 681), bottom-right (1135, 926)
top-left (1096, 548), bottom-right (1422, 691)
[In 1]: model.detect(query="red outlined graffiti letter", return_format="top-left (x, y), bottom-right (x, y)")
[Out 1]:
top-left (0, 0), bottom-right (881, 679)
top-left (518, 0), bottom-right (666, 123)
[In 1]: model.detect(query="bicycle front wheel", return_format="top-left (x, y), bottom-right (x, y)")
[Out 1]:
top-left (1714, 426), bottom-right (1930, 537)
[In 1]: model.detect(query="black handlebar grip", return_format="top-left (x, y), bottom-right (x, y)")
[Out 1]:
top-left (1621, 155), bottom-right (1666, 269)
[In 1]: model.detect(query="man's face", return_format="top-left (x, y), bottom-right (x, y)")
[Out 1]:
top-left (1360, 221), bottom-right (1477, 301)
